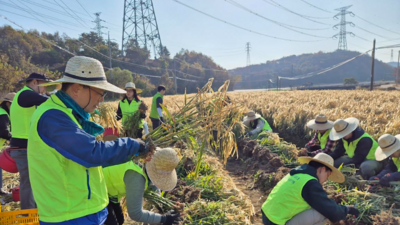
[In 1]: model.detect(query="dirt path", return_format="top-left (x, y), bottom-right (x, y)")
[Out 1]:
top-left (226, 159), bottom-right (266, 225)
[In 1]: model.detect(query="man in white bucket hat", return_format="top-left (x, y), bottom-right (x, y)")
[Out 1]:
top-left (329, 117), bottom-right (383, 179)
top-left (243, 110), bottom-right (272, 136)
top-left (261, 153), bottom-right (359, 225)
top-left (305, 114), bottom-right (336, 156)
top-left (103, 148), bottom-right (182, 225)
top-left (368, 134), bottom-right (400, 187)
top-left (28, 56), bottom-right (152, 224)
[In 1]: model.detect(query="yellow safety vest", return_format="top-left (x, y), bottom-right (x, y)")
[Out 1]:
top-left (317, 130), bottom-right (331, 149)
top-left (10, 86), bottom-right (36, 139)
top-left (343, 132), bottom-right (378, 160)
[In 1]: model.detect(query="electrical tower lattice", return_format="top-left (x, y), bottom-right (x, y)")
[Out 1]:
top-left (122, 0), bottom-right (163, 58)
top-left (333, 5), bottom-right (354, 50)
top-left (92, 12), bottom-right (106, 37)
top-left (246, 42), bottom-right (251, 66)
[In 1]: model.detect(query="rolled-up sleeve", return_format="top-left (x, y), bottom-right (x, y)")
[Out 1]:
top-left (37, 109), bottom-right (140, 168)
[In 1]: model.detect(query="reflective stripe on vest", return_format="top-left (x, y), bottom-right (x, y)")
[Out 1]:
top-left (103, 161), bottom-right (149, 203)
top-left (393, 158), bottom-right (400, 172)
top-left (262, 173), bottom-right (317, 225)
top-left (343, 132), bottom-right (378, 160)
top-left (150, 92), bottom-right (163, 119)
top-left (119, 100), bottom-right (143, 128)
top-left (28, 95), bottom-right (108, 222)
top-left (0, 108), bottom-right (9, 147)
top-left (10, 86), bottom-right (36, 139)
top-left (317, 130), bottom-right (331, 149)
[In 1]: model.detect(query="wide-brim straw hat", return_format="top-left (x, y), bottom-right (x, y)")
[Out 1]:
top-left (40, 56), bottom-right (126, 94)
top-left (145, 148), bottom-right (179, 191)
top-left (125, 82), bottom-right (143, 94)
top-left (329, 117), bottom-right (359, 141)
top-left (375, 134), bottom-right (400, 161)
top-left (298, 153), bottom-right (345, 183)
top-left (243, 110), bottom-right (261, 126)
top-left (306, 114), bottom-right (334, 131)
top-left (0, 92), bottom-right (16, 103)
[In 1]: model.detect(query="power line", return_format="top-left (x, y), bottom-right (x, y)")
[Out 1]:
top-left (171, 0), bottom-right (327, 42)
top-left (75, 0), bottom-right (94, 20)
top-left (355, 26), bottom-right (393, 40)
top-left (52, 0), bottom-right (88, 28)
top-left (355, 15), bottom-right (400, 36)
top-left (262, 0), bottom-right (332, 25)
top-left (226, 0), bottom-right (333, 35)
top-left (58, 0), bottom-right (88, 27)
top-left (300, 0), bottom-right (332, 13)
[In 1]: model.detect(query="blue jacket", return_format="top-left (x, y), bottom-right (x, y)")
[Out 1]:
top-left (37, 109), bottom-right (141, 224)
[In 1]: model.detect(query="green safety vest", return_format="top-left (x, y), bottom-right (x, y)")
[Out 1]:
top-left (103, 161), bottom-right (149, 203)
top-left (28, 95), bottom-right (108, 222)
top-left (250, 117), bottom-right (272, 132)
top-left (262, 173), bottom-right (317, 225)
top-left (317, 130), bottom-right (331, 149)
top-left (119, 99), bottom-right (144, 128)
top-left (343, 132), bottom-right (378, 160)
top-left (392, 158), bottom-right (400, 172)
top-left (10, 86), bottom-right (36, 140)
top-left (0, 108), bottom-right (9, 147)
top-left (150, 92), bottom-right (163, 119)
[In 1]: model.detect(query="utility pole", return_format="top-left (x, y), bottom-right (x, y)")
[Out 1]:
top-left (370, 39), bottom-right (376, 91)
top-left (397, 50), bottom-right (400, 85)
top-left (391, 49), bottom-right (394, 62)
top-left (276, 76), bottom-right (279, 91)
top-left (333, 5), bottom-right (355, 50)
top-left (173, 62), bottom-right (178, 93)
top-left (108, 31), bottom-right (113, 80)
top-left (122, 0), bottom-right (163, 58)
top-left (246, 42), bottom-right (251, 66)
top-left (92, 12), bottom-right (106, 37)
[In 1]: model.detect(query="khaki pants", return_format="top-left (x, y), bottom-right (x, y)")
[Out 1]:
top-left (286, 209), bottom-right (327, 225)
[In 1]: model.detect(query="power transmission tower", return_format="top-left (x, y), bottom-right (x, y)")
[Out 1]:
top-left (92, 12), bottom-right (107, 37)
top-left (246, 42), bottom-right (251, 66)
top-left (122, 0), bottom-right (164, 58)
top-left (391, 49), bottom-right (394, 62)
top-left (333, 5), bottom-right (355, 50)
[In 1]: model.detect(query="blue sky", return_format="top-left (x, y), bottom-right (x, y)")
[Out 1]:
top-left (0, 0), bottom-right (399, 69)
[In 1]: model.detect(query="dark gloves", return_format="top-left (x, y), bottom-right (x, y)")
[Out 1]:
top-left (137, 139), bottom-right (149, 156)
top-left (380, 173), bottom-right (393, 187)
top-left (163, 210), bottom-right (182, 225)
top-left (140, 113), bottom-right (147, 119)
top-left (347, 206), bottom-right (360, 218)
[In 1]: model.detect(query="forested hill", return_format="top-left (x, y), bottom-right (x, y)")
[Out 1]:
top-left (0, 25), bottom-right (233, 97)
top-left (230, 50), bottom-right (395, 89)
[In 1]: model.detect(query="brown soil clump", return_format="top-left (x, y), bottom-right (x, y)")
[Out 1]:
top-left (168, 180), bottom-right (200, 203)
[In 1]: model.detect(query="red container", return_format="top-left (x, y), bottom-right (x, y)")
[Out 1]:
top-left (0, 148), bottom-right (18, 173)
top-left (12, 187), bottom-right (20, 202)
top-left (103, 128), bottom-right (119, 141)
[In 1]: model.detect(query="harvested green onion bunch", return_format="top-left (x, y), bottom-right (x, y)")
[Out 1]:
top-left (122, 101), bottom-right (149, 139)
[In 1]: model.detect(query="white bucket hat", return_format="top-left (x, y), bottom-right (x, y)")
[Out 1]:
top-left (125, 82), bottom-right (143, 94)
top-left (306, 114), bottom-right (334, 131)
top-left (375, 134), bottom-right (400, 161)
top-left (298, 153), bottom-right (345, 183)
top-left (145, 148), bottom-right (179, 191)
top-left (329, 117), bottom-right (359, 141)
top-left (243, 111), bottom-right (262, 126)
top-left (1, 92), bottom-right (16, 103)
top-left (40, 56), bottom-right (125, 94)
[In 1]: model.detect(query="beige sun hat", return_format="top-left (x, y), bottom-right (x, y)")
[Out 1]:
top-left (306, 114), bottom-right (334, 131)
top-left (145, 148), bottom-right (179, 191)
top-left (243, 110), bottom-right (262, 126)
top-left (1, 92), bottom-right (16, 103)
top-left (298, 153), bottom-right (345, 183)
top-left (125, 82), bottom-right (143, 94)
top-left (329, 117), bottom-right (359, 141)
top-left (40, 56), bottom-right (125, 94)
top-left (375, 134), bottom-right (400, 161)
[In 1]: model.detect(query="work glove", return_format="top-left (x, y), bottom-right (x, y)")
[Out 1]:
top-left (380, 173), bottom-right (393, 187)
top-left (347, 206), bottom-right (360, 218)
top-left (163, 210), bottom-right (182, 225)
top-left (140, 113), bottom-right (147, 119)
top-left (137, 139), bottom-right (149, 156)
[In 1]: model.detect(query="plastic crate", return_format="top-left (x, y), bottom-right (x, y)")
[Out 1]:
top-left (0, 208), bottom-right (39, 225)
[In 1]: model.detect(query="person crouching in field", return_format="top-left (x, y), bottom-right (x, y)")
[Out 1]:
top-left (369, 134), bottom-right (400, 187)
top-left (243, 110), bottom-right (272, 137)
top-left (305, 114), bottom-right (336, 156)
top-left (261, 153), bottom-right (359, 225)
top-left (329, 117), bottom-right (383, 179)
top-left (103, 148), bottom-right (182, 225)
